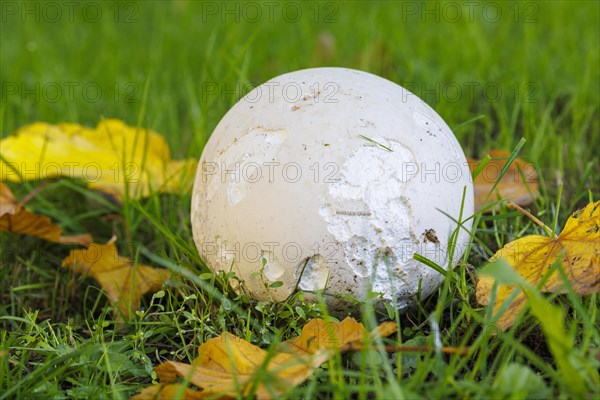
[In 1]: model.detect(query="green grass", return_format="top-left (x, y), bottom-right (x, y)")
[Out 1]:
top-left (1, 1), bottom-right (599, 399)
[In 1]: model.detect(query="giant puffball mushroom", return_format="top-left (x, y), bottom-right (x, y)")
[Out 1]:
top-left (191, 68), bottom-right (474, 314)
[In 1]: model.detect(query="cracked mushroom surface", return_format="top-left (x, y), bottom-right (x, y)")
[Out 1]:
top-left (191, 68), bottom-right (474, 313)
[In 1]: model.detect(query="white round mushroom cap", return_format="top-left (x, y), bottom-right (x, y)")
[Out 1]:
top-left (191, 68), bottom-right (474, 313)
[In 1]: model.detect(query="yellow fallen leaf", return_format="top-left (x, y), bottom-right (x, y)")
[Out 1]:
top-left (280, 317), bottom-right (366, 355)
top-left (0, 182), bottom-right (92, 246)
top-left (0, 120), bottom-right (197, 200)
top-left (476, 201), bottom-right (600, 330)
top-left (132, 317), bottom-right (397, 400)
top-left (468, 150), bottom-right (538, 212)
top-left (62, 239), bottom-right (171, 318)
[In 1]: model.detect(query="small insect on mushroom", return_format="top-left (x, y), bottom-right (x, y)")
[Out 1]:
top-left (423, 229), bottom-right (440, 244)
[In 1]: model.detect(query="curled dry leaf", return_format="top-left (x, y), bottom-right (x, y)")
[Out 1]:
top-left (0, 182), bottom-right (92, 246)
top-left (476, 201), bottom-right (600, 331)
top-left (468, 150), bottom-right (538, 212)
top-left (62, 239), bottom-right (171, 318)
top-left (0, 120), bottom-right (197, 200)
top-left (132, 317), bottom-right (398, 400)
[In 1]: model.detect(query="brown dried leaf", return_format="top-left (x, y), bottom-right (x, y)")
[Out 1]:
top-left (0, 182), bottom-right (17, 216)
top-left (0, 182), bottom-right (92, 246)
top-left (468, 150), bottom-right (538, 212)
top-left (476, 201), bottom-right (600, 330)
top-left (62, 239), bottom-right (170, 318)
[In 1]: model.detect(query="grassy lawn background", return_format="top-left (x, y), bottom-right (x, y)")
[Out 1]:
top-left (1, 1), bottom-right (599, 398)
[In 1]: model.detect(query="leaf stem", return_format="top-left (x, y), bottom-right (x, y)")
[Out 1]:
top-left (507, 202), bottom-right (558, 239)
top-left (17, 182), bottom-right (48, 207)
